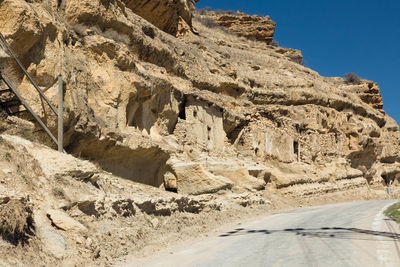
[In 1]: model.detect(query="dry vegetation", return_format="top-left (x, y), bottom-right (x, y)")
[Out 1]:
top-left (345, 72), bottom-right (362, 84)
top-left (0, 197), bottom-right (35, 245)
top-left (385, 202), bottom-right (400, 223)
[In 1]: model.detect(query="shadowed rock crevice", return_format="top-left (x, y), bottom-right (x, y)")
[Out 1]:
top-left (248, 90), bottom-right (386, 127)
top-left (348, 145), bottom-right (377, 175)
top-left (122, 0), bottom-right (198, 37)
top-left (126, 87), bottom-right (182, 135)
top-left (193, 81), bottom-right (246, 98)
top-left (66, 134), bottom-right (170, 187)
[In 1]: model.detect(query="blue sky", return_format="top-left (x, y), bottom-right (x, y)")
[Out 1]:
top-left (196, 0), bottom-right (400, 124)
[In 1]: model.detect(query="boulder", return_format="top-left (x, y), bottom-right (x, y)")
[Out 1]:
top-left (47, 210), bottom-right (87, 234)
top-left (206, 160), bottom-right (266, 190)
top-left (170, 161), bottom-right (234, 195)
top-left (274, 48), bottom-right (303, 64)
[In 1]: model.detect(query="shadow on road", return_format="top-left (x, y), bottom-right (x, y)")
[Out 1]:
top-left (219, 224), bottom-right (400, 242)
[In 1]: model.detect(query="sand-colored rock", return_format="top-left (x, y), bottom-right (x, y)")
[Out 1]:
top-left (0, 0), bottom-right (398, 193)
top-left (274, 47), bottom-right (304, 64)
top-left (170, 161), bottom-right (234, 195)
top-left (47, 209), bottom-right (88, 234)
top-left (0, 1), bottom-right (399, 264)
top-left (121, 0), bottom-right (198, 36)
top-left (0, 0), bottom-right (398, 197)
top-left (214, 12), bottom-right (276, 44)
top-left (0, 132), bottom-right (278, 265)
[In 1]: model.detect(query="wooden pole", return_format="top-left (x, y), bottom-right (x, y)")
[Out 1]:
top-left (58, 75), bottom-right (63, 152)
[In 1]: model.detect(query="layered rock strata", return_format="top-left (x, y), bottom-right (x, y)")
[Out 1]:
top-left (0, 0), bottom-right (399, 198)
top-left (215, 12), bottom-right (276, 44)
top-left (122, 0), bottom-right (198, 37)
top-left (195, 11), bottom-right (303, 63)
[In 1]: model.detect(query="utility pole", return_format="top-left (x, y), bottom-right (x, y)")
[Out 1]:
top-left (58, 74), bottom-right (63, 152)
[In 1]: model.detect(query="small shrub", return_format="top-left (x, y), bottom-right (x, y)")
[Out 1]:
top-left (345, 72), bottom-right (362, 84)
top-left (4, 152), bottom-right (11, 161)
top-left (102, 28), bottom-right (130, 44)
top-left (0, 198), bottom-right (35, 245)
top-left (194, 17), bottom-right (219, 28)
top-left (385, 202), bottom-right (400, 223)
top-left (197, 8), bottom-right (207, 15)
top-left (20, 129), bottom-right (35, 142)
top-left (300, 59), bottom-right (308, 67)
top-left (248, 36), bottom-right (258, 42)
top-left (52, 187), bottom-right (65, 198)
top-left (270, 40), bottom-right (279, 47)
top-left (194, 16), bottom-right (235, 36)
top-left (54, 174), bottom-right (63, 181)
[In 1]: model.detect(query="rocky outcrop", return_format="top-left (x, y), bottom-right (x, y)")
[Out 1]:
top-left (47, 209), bottom-right (87, 234)
top-left (354, 81), bottom-right (384, 113)
top-left (274, 47), bottom-right (304, 64)
top-left (0, 0), bottom-right (399, 199)
top-left (0, 1), bottom-right (400, 265)
top-left (214, 12), bottom-right (276, 44)
top-left (122, 0), bottom-right (198, 37)
top-left (194, 11), bottom-right (302, 63)
top-left (0, 132), bottom-right (270, 265)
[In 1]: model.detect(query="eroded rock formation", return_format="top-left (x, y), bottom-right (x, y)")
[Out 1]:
top-left (0, 1), bottom-right (400, 264)
top-left (0, 0), bottom-right (399, 198)
top-left (214, 12), bottom-right (276, 44)
top-left (122, 0), bottom-right (198, 37)
top-left (194, 11), bottom-right (303, 63)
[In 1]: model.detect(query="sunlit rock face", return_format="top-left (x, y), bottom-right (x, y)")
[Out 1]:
top-left (215, 12), bottom-right (276, 44)
top-left (122, 0), bottom-right (198, 37)
top-left (0, 0), bottom-right (399, 195)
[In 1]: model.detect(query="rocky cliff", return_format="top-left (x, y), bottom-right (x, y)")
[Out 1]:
top-left (0, 0), bottom-right (399, 264)
top-left (121, 0), bottom-right (198, 37)
top-left (1, 0), bottom-right (399, 195)
top-left (213, 11), bottom-right (276, 44)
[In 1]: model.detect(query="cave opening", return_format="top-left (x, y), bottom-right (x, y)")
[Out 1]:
top-left (178, 95), bottom-right (187, 120)
top-left (293, 141), bottom-right (299, 155)
top-left (67, 134), bottom-right (170, 187)
top-left (382, 174), bottom-right (388, 185)
top-left (293, 141), bottom-right (300, 162)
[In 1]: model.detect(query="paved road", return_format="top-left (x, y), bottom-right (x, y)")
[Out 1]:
top-left (137, 200), bottom-right (400, 267)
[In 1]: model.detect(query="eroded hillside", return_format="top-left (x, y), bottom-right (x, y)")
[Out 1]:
top-left (0, 0), bottom-right (399, 265)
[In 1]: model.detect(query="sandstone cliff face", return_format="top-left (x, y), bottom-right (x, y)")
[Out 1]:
top-left (122, 0), bottom-right (198, 37)
top-left (194, 11), bottom-right (303, 63)
top-left (0, 0), bottom-right (399, 198)
top-left (214, 12), bottom-right (276, 44)
top-left (0, 130), bottom-right (269, 265)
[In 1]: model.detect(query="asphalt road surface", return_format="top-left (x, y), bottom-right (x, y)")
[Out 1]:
top-left (138, 199), bottom-right (400, 267)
